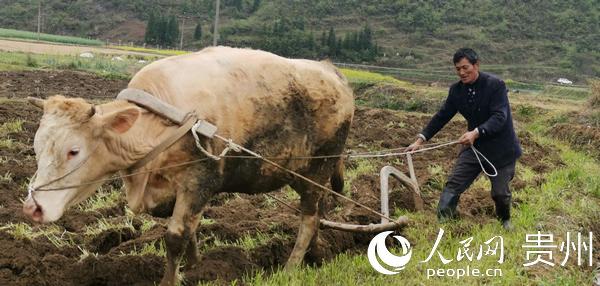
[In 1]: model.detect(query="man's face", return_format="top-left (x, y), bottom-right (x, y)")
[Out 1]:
top-left (454, 58), bottom-right (479, 84)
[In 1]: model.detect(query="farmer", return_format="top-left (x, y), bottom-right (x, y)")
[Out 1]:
top-left (406, 48), bottom-right (521, 230)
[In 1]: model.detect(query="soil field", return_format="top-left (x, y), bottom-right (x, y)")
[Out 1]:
top-left (0, 70), bottom-right (559, 285)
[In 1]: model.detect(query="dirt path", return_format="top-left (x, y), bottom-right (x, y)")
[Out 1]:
top-left (0, 39), bottom-right (161, 57)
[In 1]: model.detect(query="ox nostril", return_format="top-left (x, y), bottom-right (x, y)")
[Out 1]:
top-left (23, 201), bottom-right (43, 222)
top-left (32, 206), bottom-right (43, 221)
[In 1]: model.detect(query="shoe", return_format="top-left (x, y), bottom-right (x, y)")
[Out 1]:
top-left (502, 219), bottom-right (514, 231)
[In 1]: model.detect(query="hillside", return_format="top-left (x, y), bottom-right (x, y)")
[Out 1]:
top-left (0, 0), bottom-right (598, 83)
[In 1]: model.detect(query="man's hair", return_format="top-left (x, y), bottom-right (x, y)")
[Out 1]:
top-left (453, 48), bottom-right (479, 65)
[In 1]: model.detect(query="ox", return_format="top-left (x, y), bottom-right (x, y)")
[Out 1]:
top-left (23, 46), bottom-right (354, 285)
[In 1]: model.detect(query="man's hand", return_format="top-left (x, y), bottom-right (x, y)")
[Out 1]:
top-left (458, 129), bottom-right (479, 146)
top-left (405, 137), bottom-right (424, 153)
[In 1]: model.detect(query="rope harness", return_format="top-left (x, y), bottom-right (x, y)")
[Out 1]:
top-left (27, 89), bottom-right (498, 223)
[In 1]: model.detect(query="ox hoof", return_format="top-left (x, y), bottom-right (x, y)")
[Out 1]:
top-left (159, 275), bottom-right (177, 286)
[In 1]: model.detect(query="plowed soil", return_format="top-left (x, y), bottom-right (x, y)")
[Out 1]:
top-left (0, 70), bottom-right (559, 285)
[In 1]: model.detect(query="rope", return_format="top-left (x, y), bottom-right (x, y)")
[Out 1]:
top-left (471, 146), bottom-right (498, 177)
top-left (213, 140), bottom-right (461, 160)
top-left (212, 134), bottom-right (398, 223)
top-left (29, 158), bottom-right (211, 192)
top-left (192, 121), bottom-right (220, 161)
top-left (265, 193), bottom-right (300, 213)
top-left (25, 140), bottom-right (459, 193)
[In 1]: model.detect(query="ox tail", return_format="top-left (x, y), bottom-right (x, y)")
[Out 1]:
top-left (330, 158), bottom-right (345, 193)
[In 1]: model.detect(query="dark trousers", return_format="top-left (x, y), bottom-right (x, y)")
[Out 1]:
top-left (437, 148), bottom-right (516, 221)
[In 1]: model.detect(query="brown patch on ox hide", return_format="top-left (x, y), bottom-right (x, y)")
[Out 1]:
top-left (229, 68), bottom-right (249, 81)
top-left (219, 81), bottom-right (321, 193)
top-left (44, 95), bottom-right (94, 122)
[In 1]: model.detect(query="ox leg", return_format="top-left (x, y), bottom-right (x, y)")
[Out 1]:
top-left (183, 215), bottom-right (201, 270)
top-left (161, 192), bottom-right (211, 286)
top-left (285, 184), bottom-right (321, 269)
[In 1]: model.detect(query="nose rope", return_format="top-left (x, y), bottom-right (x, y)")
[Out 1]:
top-left (27, 170), bottom-right (38, 200)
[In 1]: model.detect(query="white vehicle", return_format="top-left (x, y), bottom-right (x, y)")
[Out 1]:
top-left (79, 52), bottom-right (94, 58)
top-left (557, 78), bottom-right (573, 85)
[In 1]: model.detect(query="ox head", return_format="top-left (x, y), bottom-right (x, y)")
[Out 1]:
top-left (23, 95), bottom-right (140, 223)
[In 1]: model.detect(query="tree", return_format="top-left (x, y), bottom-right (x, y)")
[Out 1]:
top-left (144, 13), bottom-right (180, 47)
top-left (194, 22), bottom-right (202, 40)
top-left (165, 15), bottom-right (180, 47)
top-left (144, 11), bottom-right (160, 45)
top-left (327, 27), bottom-right (336, 57)
top-left (250, 0), bottom-right (261, 13)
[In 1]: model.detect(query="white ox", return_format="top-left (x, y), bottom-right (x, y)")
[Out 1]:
top-left (24, 46), bottom-right (354, 285)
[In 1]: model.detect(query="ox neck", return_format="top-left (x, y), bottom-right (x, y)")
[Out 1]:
top-left (102, 101), bottom-right (175, 170)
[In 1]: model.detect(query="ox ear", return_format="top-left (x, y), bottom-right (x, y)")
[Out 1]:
top-left (27, 97), bottom-right (45, 110)
top-left (102, 108), bottom-right (140, 134)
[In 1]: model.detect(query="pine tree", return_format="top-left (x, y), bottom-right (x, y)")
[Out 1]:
top-left (327, 27), bottom-right (336, 57)
top-left (194, 22), bottom-right (202, 40)
top-left (250, 0), bottom-right (261, 13)
top-left (156, 14), bottom-right (167, 46)
top-left (144, 12), bottom-right (158, 44)
top-left (166, 15), bottom-right (180, 47)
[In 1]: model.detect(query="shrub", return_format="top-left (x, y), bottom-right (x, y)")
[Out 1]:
top-left (589, 79), bottom-right (600, 109)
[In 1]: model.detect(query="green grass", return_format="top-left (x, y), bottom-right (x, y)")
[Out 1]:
top-left (242, 144), bottom-right (600, 285)
top-left (0, 28), bottom-right (103, 46)
top-left (83, 217), bottom-right (135, 237)
top-left (0, 172), bottom-right (13, 183)
top-left (343, 159), bottom-right (377, 194)
top-left (0, 119), bottom-right (23, 136)
top-left (0, 50), bottom-right (150, 79)
top-left (239, 97), bottom-right (600, 285)
top-left (340, 68), bottom-right (412, 87)
top-left (203, 231), bottom-right (290, 252)
top-left (542, 85), bottom-right (590, 100)
top-left (0, 138), bottom-right (16, 149)
top-left (123, 240), bottom-right (167, 257)
top-left (110, 45), bottom-right (189, 56)
top-left (78, 185), bottom-right (123, 212)
top-left (504, 79), bottom-right (544, 91)
top-left (0, 119), bottom-right (23, 151)
top-left (0, 222), bottom-right (75, 247)
top-left (77, 246), bottom-right (99, 261)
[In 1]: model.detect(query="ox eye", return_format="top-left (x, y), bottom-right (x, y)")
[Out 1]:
top-left (67, 148), bottom-right (80, 160)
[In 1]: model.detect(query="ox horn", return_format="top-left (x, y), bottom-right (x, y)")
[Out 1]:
top-left (27, 97), bottom-right (45, 109)
top-left (89, 105), bottom-right (96, 118)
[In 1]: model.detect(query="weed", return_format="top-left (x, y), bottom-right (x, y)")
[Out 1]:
top-left (0, 138), bottom-right (15, 149)
top-left (78, 246), bottom-right (99, 261)
top-left (516, 104), bottom-right (536, 118)
top-left (0, 119), bottom-right (23, 136)
top-left (123, 240), bottom-right (167, 257)
top-left (78, 185), bottom-right (122, 212)
top-left (283, 186), bottom-right (300, 201)
top-left (588, 79), bottom-right (600, 109)
top-left (343, 159), bottom-right (377, 194)
top-left (203, 231), bottom-right (290, 252)
top-left (84, 217), bottom-right (135, 237)
top-left (25, 54), bottom-right (37, 67)
top-left (0, 172), bottom-right (13, 183)
top-left (426, 164), bottom-right (446, 190)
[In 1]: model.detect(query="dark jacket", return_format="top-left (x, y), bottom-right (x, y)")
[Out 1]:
top-left (420, 72), bottom-right (522, 167)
